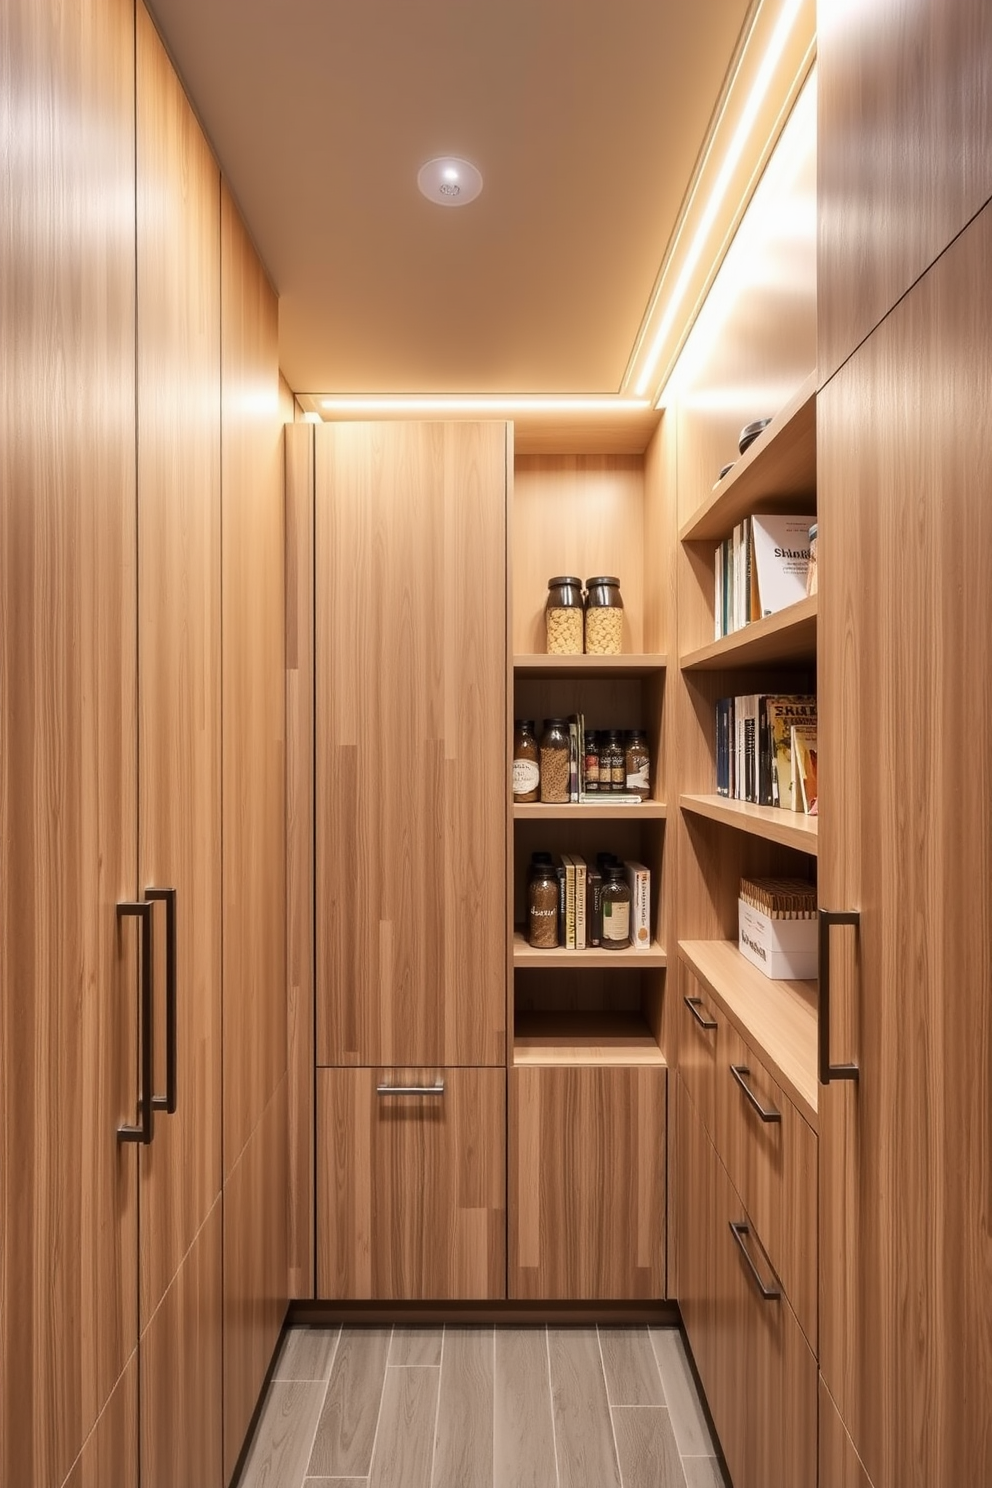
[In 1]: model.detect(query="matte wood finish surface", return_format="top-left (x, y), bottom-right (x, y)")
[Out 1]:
top-left (513, 1010), bottom-right (668, 1065)
top-left (510, 1066), bottom-right (666, 1299)
top-left (817, 0), bottom-right (992, 381)
top-left (680, 595), bottom-right (817, 671)
top-left (819, 1375), bottom-right (876, 1488)
top-left (817, 202), bottom-right (992, 1488)
top-left (136, 0), bottom-right (223, 1343)
top-left (680, 795), bottom-right (818, 855)
top-left (63, 1357), bottom-right (138, 1488)
top-left (0, 0), bottom-right (139, 1482)
top-left (316, 1069), bottom-right (506, 1300)
top-left (315, 421), bottom-right (507, 1068)
top-left (221, 180), bottom-right (288, 1170)
top-left (285, 422), bottom-right (316, 1297)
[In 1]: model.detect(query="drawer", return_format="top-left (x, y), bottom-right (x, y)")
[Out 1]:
top-left (316, 1066), bottom-right (506, 1300)
top-left (678, 964), bottom-right (721, 1145)
top-left (716, 1019), bottom-right (817, 1350)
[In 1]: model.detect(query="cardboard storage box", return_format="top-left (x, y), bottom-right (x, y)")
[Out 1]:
top-left (738, 897), bottom-right (817, 980)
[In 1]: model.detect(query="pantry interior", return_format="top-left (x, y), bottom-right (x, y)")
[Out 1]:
top-left (4, 1), bottom-right (992, 1487)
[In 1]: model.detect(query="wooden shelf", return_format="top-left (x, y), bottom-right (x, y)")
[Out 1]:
top-left (681, 595), bottom-right (817, 671)
top-left (513, 653), bottom-right (667, 678)
top-left (513, 1010), bottom-right (667, 1067)
top-left (678, 940), bottom-right (817, 1127)
top-left (513, 931), bottom-right (667, 968)
top-left (680, 794), bottom-right (818, 855)
top-left (679, 373), bottom-right (817, 543)
top-left (514, 800), bottom-right (667, 821)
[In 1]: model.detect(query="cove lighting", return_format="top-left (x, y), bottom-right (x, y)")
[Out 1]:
top-left (633, 0), bottom-right (806, 398)
top-left (319, 396), bottom-right (652, 414)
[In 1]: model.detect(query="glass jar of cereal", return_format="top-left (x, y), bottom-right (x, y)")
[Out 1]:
top-left (545, 576), bottom-right (584, 654)
top-left (584, 576), bottom-right (624, 654)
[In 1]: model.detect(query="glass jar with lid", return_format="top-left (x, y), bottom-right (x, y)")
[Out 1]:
top-left (603, 728), bottom-right (626, 793)
top-left (584, 576), bottom-right (624, 654)
top-left (601, 863), bottom-right (631, 949)
top-left (527, 858), bottom-right (560, 949)
top-left (624, 728), bottom-right (651, 800)
top-left (539, 718), bottom-right (571, 803)
top-left (512, 719), bottom-right (540, 802)
top-left (545, 576), bottom-right (584, 655)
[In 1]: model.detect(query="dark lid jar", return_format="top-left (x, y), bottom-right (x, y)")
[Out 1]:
top-left (545, 576), bottom-right (585, 655)
top-left (584, 577), bottom-right (624, 654)
top-left (527, 860), bottom-right (560, 949)
top-left (601, 863), bottom-right (631, 949)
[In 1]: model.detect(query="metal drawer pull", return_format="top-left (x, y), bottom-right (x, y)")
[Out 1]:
top-left (730, 1064), bottom-right (781, 1123)
top-left (146, 888), bottom-right (178, 1114)
top-left (683, 995), bottom-right (717, 1030)
top-left (819, 908), bottom-right (860, 1085)
top-left (376, 1080), bottom-right (445, 1096)
top-left (729, 1221), bottom-right (781, 1301)
top-left (117, 900), bottom-right (154, 1145)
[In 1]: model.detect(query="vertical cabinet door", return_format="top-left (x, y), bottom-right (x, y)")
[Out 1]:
top-left (316, 1068), bottom-right (506, 1299)
top-left (818, 202), bottom-right (992, 1488)
top-left (510, 1065), bottom-right (666, 1300)
top-left (135, 7), bottom-right (223, 1486)
top-left (314, 421), bottom-right (507, 1069)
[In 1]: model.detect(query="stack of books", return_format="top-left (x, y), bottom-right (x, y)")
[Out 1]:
top-left (715, 694), bottom-right (817, 814)
top-left (714, 513), bottom-right (815, 638)
top-left (542, 854), bottom-right (652, 951)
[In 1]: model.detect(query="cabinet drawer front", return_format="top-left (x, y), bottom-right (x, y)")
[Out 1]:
top-left (717, 1020), bottom-right (817, 1350)
top-left (678, 965), bottom-right (721, 1146)
top-left (316, 1067), bottom-right (506, 1300)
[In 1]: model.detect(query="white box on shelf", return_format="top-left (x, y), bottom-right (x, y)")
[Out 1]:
top-left (738, 898), bottom-right (817, 980)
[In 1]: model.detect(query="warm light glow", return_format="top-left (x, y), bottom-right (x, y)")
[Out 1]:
top-left (633, 0), bottom-right (806, 397)
top-left (443, 167), bottom-right (459, 181)
top-left (318, 395), bottom-right (652, 414)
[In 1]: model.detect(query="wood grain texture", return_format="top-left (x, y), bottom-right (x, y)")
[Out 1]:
top-left (307, 1327), bottom-right (392, 1477)
top-left (367, 1367), bottom-right (439, 1488)
top-left (432, 1328), bottom-right (494, 1488)
top-left (221, 179), bottom-right (287, 1171)
top-left (62, 1355), bottom-right (138, 1488)
top-left (314, 421), bottom-right (506, 1068)
top-left (819, 1374), bottom-right (876, 1488)
top-left (139, 1199), bottom-right (223, 1488)
top-left (611, 1406), bottom-right (686, 1488)
top-left (509, 1066), bottom-right (666, 1299)
top-left (316, 1068), bottom-right (506, 1300)
top-left (135, 0), bottom-right (223, 1334)
top-left (679, 795), bottom-right (818, 854)
top-left (273, 1326), bottom-right (340, 1382)
top-left (493, 1330), bottom-right (559, 1488)
top-left (237, 1380), bottom-right (326, 1488)
top-left (224, 1077), bottom-right (290, 1482)
top-left (817, 201), bottom-right (992, 1488)
top-left (648, 1327), bottom-right (720, 1459)
top-left (285, 421), bottom-right (316, 1297)
top-left (547, 1328), bottom-right (621, 1488)
top-left (681, 594), bottom-right (817, 672)
top-left (387, 1328), bottom-right (443, 1367)
top-left (599, 1327), bottom-right (665, 1406)
top-left (818, 0), bottom-right (992, 380)
top-left (513, 1009), bottom-right (667, 1065)
top-left (0, 0), bottom-right (139, 1482)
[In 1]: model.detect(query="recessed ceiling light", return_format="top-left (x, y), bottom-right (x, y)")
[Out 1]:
top-left (417, 156), bottom-right (483, 207)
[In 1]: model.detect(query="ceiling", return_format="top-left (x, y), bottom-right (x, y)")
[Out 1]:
top-left (148, 0), bottom-right (768, 420)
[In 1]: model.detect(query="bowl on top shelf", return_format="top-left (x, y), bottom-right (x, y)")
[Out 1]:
top-left (738, 417), bottom-right (772, 455)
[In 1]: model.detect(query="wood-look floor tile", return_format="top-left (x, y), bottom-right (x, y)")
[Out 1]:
top-left (304, 1480), bottom-right (369, 1486)
top-left (238, 1381), bottom-right (326, 1488)
top-left (432, 1328), bottom-right (493, 1488)
top-left (387, 1327), bottom-right (443, 1368)
top-left (648, 1330), bottom-right (717, 1459)
top-left (612, 1406), bottom-right (687, 1488)
top-left (547, 1328), bottom-right (622, 1488)
top-left (368, 1366), bottom-right (439, 1488)
top-left (273, 1326), bottom-right (341, 1382)
top-left (493, 1328), bottom-right (559, 1488)
top-left (598, 1327), bottom-right (665, 1407)
top-left (681, 1455), bottom-right (728, 1488)
top-left (308, 1327), bottom-right (392, 1478)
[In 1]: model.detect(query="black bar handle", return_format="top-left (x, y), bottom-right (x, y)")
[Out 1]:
top-left (819, 908), bottom-right (860, 1085)
top-left (117, 900), bottom-right (154, 1145)
top-left (730, 1064), bottom-right (781, 1123)
top-left (146, 888), bottom-right (177, 1114)
top-left (729, 1221), bottom-right (781, 1301)
top-left (683, 995), bottom-right (717, 1031)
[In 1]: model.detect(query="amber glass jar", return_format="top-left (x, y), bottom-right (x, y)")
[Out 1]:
top-left (512, 718), bottom-right (540, 802)
top-left (624, 728), bottom-right (651, 800)
top-left (584, 576), bottom-right (624, 654)
top-left (539, 718), bottom-right (571, 803)
top-left (545, 576), bottom-right (584, 654)
top-left (604, 729), bottom-right (625, 793)
top-left (601, 863), bottom-right (631, 949)
top-left (528, 860), bottom-right (560, 948)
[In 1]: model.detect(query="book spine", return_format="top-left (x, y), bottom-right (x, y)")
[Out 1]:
top-left (744, 694), bottom-right (757, 804)
top-left (574, 857), bottom-right (587, 949)
top-left (625, 861), bottom-right (651, 950)
top-left (556, 864), bottom-right (566, 944)
top-left (714, 544), bottom-right (722, 640)
top-left (563, 854), bottom-right (576, 949)
top-left (587, 868), bottom-right (603, 947)
top-left (568, 722), bottom-right (579, 802)
top-left (757, 695), bottom-right (773, 806)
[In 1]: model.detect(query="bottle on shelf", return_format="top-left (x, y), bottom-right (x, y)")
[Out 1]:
top-left (601, 863), bottom-right (631, 949)
top-left (603, 729), bottom-right (626, 793)
top-left (527, 858), bottom-right (560, 949)
top-left (512, 718), bottom-right (540, 802)
top-left (539, 718), bottom-right (571, 803)
top-left (625, 728), bottom-right (651, 800)
top-left (583, 730), bottom-right (600, 793)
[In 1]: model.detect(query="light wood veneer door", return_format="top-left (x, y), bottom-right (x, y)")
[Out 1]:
top-left (0, 0), bottom-right (139, 1483)
top-left (316, 1067), bottom-right (506, 1300)
top-left (314, 421), bottom-right (507, 1068)
top-left (818, 201), bottom-right (992, 1488)
top-left (509, 1065), bottom-right (666, 1300)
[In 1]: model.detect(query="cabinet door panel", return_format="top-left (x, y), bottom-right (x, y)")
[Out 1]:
top-left (510, 1065), bottom-right (666, 1300)
top-left (818, 202), bottom-right (992, 1487)
top-left (315, 421), bottom-right (506, 1068)
top-left (317, 1067), bottom-right (506, 1300)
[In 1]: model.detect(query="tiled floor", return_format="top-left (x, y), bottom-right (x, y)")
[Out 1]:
top-left (235, 1324), bottom-right (727, 1488)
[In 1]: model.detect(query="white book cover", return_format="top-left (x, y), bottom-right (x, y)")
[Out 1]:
top-left (574, 856), bottom-right (587, 949)
top-left (751, 514), bottom-right (813, 617)
top-left (625, 861), bottom-right (652, 951)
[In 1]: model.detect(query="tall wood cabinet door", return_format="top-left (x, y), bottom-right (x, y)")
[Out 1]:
top-left (316, 1068), bottom-right (506, 1299)
top-left (818, 0), bottom-right (992, 382)
top-left (314, 421), bottom-right (507, 1068)
top-left (135, 7), bottom-right (223, 1484)
top-left (818, 202), bottom-right (992, 1488)
top-left (0, 0), bottom-right (139, 1484)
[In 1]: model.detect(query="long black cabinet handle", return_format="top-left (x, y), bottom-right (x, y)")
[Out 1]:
top-left (146, 888), bottom-right (178, 1115)
top-left (683, 995), bottom-right (717, 1031)
top-left (730, 1064), bottom-right (781, 1123)
top-left (117, 901), bottom-right (154, 1145)
top-left (818, 908), bottom-right (860, 1085)
top-left (376, 1081), bottom-right (445, 1096)
top-left (729, 1221), bottom-right (781, 1301)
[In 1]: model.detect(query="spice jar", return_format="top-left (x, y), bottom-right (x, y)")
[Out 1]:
top-left (528, 859), bottom-right (560, 949)
top-left (624, 728), bottom-right (651, 800)
top-left (545, 576), bottom-right (584, 655)
top-left (539, 718), bottom-right (571, 802)
top-left (512, 719), bottom-right (540, 802)
top-left (601, 864), bottom-right (631, 949)
top-left (583, 730), bottom-right (600, 793)
top-left (584, 576), bottom-right (624, 654)
top-left (604, 729), bottom-right (626, 793)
